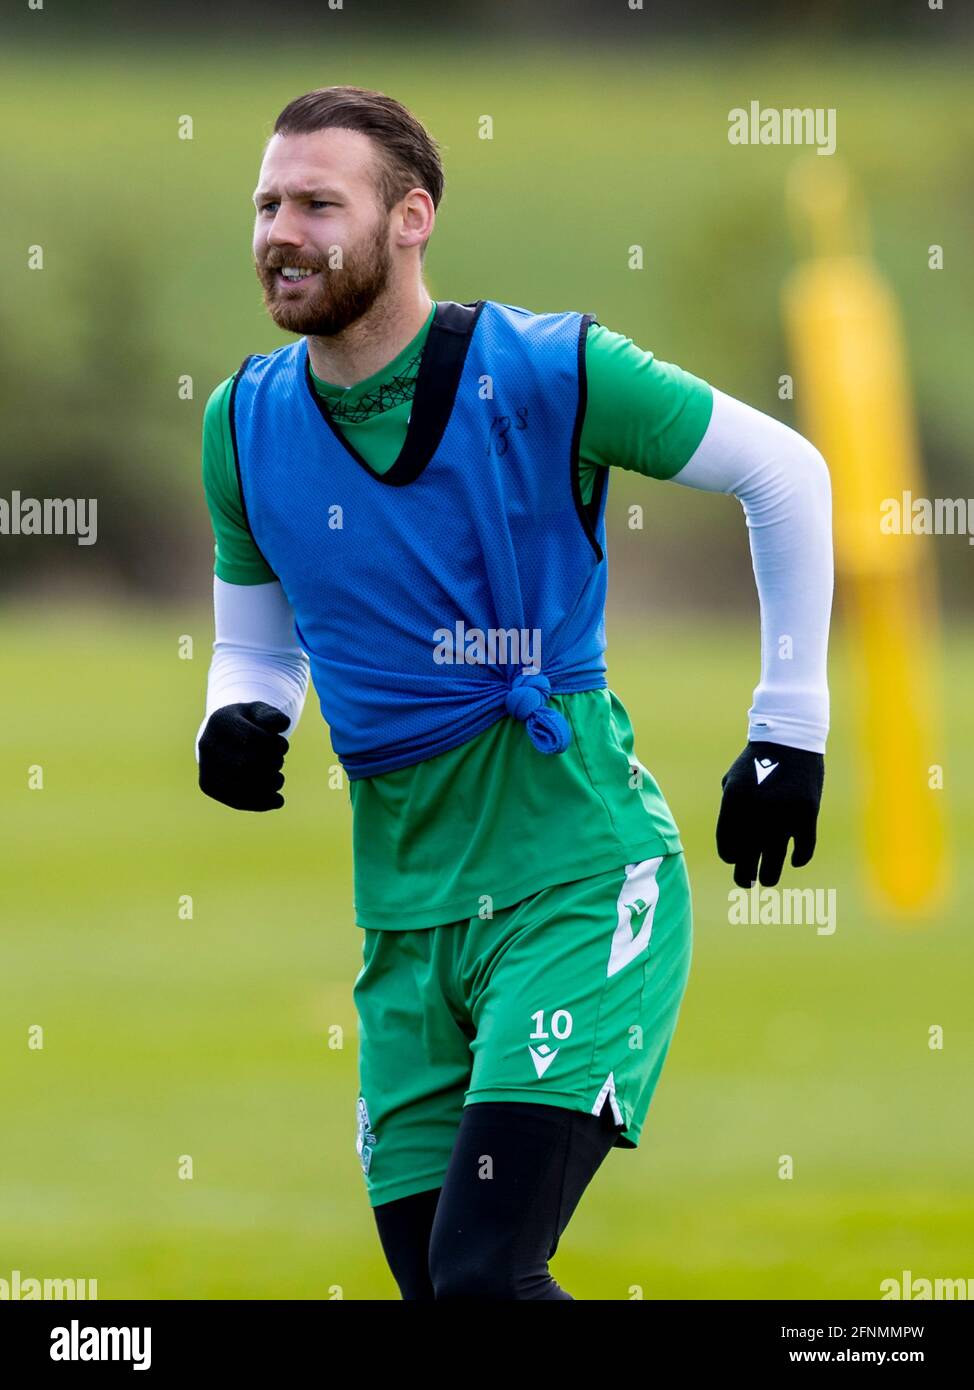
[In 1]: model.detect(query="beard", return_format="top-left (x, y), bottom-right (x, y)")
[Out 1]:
top-left (255, 214), bottom-right (393, 337)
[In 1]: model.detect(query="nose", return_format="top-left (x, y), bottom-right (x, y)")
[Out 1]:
top-left (266, 203), bottom-right (304, 248)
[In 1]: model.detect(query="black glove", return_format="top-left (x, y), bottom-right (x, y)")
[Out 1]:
top-left (198, 701), bottom-right (290, 811)
top-left (716, 740), bottom-right (824, 887)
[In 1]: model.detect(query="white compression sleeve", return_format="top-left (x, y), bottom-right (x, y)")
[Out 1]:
top-left (669, 388), bottom-right (833, 754)
top-left (194, 576), bottom-right (311, 762)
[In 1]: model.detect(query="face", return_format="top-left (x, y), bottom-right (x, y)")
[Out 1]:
top-left (252, 128), bottom-right (395, 336)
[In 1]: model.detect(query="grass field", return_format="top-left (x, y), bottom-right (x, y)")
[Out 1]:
top-left (1, 606), bottom-right (971, 1299)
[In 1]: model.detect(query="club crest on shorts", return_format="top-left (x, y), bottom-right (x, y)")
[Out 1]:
top-left (356, 1095), bottom-right (377, 1176)
top-left (607, 858), bottom-right (663, 976)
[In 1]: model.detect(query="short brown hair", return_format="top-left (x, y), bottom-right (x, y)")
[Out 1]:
top-left (273, 86), bottom-right (443, 255)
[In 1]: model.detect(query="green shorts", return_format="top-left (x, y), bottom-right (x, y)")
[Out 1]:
top-left (352, 851), bottom-right (693, 1207)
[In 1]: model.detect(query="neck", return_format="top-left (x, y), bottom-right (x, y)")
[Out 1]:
top-left (305, 282), bottom-right (434, 387)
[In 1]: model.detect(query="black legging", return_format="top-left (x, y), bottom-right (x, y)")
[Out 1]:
top-left (372, 1100), bottom-right (621, 1300)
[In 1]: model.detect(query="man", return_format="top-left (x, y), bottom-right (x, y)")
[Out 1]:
top-left (196, 85), bottom-right (832, 1300)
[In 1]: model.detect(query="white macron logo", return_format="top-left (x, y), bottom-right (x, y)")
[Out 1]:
top-left (754, 757), bottom-right (779, 785)
top-left (529, 1044), bottom-right (559, 1078)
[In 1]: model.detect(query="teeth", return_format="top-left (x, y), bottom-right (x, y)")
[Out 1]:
top-left (281, 266), bottom-right (314, 279)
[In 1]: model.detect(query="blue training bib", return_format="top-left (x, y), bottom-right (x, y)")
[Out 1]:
top-left (230, 299), bottom-right (609, 779)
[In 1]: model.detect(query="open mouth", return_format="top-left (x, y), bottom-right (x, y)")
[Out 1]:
top-left (276, 266), bottom-right (319, 287)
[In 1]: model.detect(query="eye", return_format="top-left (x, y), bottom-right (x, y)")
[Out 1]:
top-left (259, 201), bottom-right (279, 214)
top-left (309, 201), bottom-right (334, 210)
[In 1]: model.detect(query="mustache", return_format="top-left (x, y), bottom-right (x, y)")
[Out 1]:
top-left (260, 253), bottom-right (329, 272)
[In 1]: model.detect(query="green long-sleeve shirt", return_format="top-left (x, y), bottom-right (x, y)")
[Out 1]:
top-left (202, 303), bottom-right (713, 929)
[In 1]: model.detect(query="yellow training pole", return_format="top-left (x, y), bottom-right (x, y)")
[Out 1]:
top-left (781, 158), bottom-right (949, 916)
